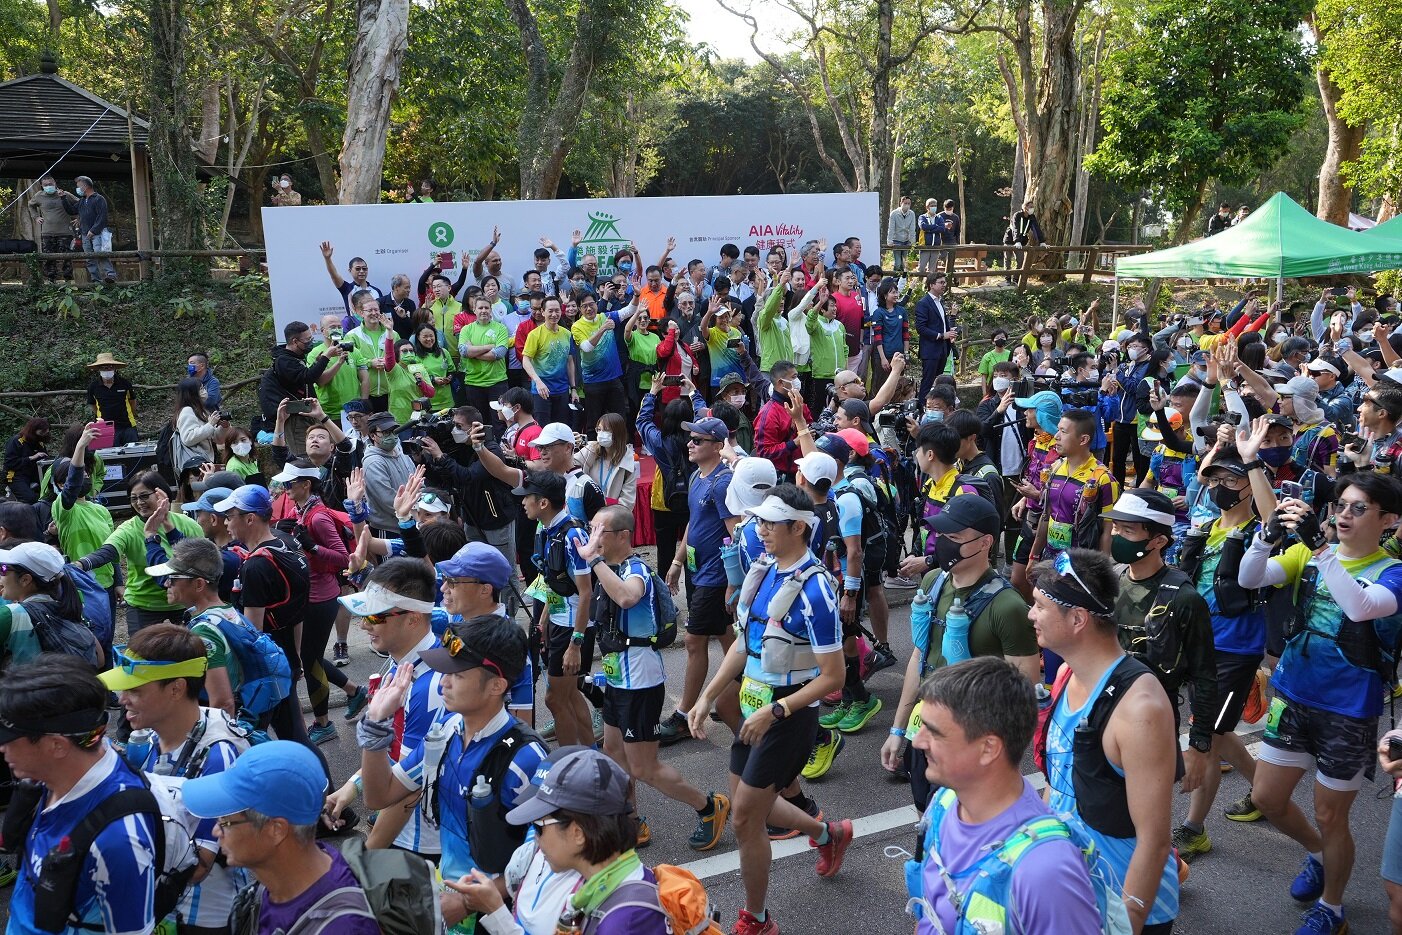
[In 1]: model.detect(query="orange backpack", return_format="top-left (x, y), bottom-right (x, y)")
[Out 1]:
top-left (594, 864), bottom-right (723, 935)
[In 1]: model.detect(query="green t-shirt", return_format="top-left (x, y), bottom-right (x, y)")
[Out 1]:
top-left (458, 321), bottom-right (509, 387)
top-left (347, 324), bottom-right (392, 396)
top-left (308, 342), bottom-right (359, 415)
top-left (756, 288), bottom-right (794, 371)
top-left (387, 361), bottom-right (419, 424)
top-left (226, 455), bottom-right (260, 481)
top-left (806, 310), bottom-right (846, 380)
top-left (41, 455), bottom-right (106, 500)
top-left (978, 348), bottom-right (1011, 381)
top-left (189, 605), bottom-right (245, 690)
top-left (52, 497), bottom-right (116, 588)
top-left (923, 568), bottom-right (1039, 669)
top-left (626, 330), bottom-right (662, 389)
top-left (0, 600), bottom-right (43, 667)
top-left (106, 513), bottom-right (205, 612)
top-left (410, 349), bottom-right (453, 383)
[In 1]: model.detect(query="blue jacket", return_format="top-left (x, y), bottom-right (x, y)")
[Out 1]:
top-left (1106, 360), bottom-right (1150, 424)
top-left (913, 294), bottom-right (951, 361)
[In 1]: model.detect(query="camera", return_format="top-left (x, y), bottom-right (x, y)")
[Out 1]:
top-left (1221, 411), bottom-right (1242, 426)
top-left (1059, 381), bottom-right (1098, 409)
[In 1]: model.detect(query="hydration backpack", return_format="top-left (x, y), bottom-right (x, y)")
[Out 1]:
top-left (1117, 566), bottom-right (1193, 679)
top-left (536, 517), bottom-right (588, 597)
top-left (593, 864), bottom-right (724, 935)
top-left (64, 564), bottom-right (113, 648)
top-left (595, 556), bottom-right (678, 653)
top-left (196, 609), bottom-right (293, 717)
top-left (22, 595), bottom-right (99, 667)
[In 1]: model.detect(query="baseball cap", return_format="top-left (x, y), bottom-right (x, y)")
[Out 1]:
top-left (836, 427), bottom-right (870, 457)
top-left (1202, 457), bottom-right (1250, 479)
top-left (837, 399), bottom-right (873, 434)
top-left (534, 423), bottom-right (575, 447)
top-left (212, 485), bottom-right (272, 517)
top-left (180, 487), bottom-right (234, 515)
top-left (1306, 358), bottom-right (1341, 377)
top-left (816, 433), bottom-right (852, 464)
top-left (437, 541), bottom-right (514, 591)
top-left (1103, 490), bottom-right (1176, 526)
top-left (928, 495), bottom-right (1001, 537)
top-left (505, 747), bottom-right (632, 825)
top-left (1102, 340), bottom-right (1120, 353)
top-left (182, 740), bottom-right (327, 824)
top-left (366, 411), bottom-right (400, 434)
top-left (271, 462), bottom-right (323, 484)
top-left (511, 470), bottom-right (566, 502)
top-left (0, 542), bottom-right (65, 583)
top-left (1272, 375), bottom-right (1320, 400)
top-left (420, 615), bottom-right (528, 683)
top-left (416, 491), bottom-right (451, 514)
top-left (725, 457), bottom-right (777, 515)
top-left (99, 646), bottom-right (208, 692)
top-left (681, 417), bottom-right (729, 442)
top-left (795, 451), bottom-right (839, 486)
top-left (192, 470), bottom-right (244, 494)
top-left (146, 538), bottom-right (224, 583)
top-left (338, 582), bottom-right (437, 618)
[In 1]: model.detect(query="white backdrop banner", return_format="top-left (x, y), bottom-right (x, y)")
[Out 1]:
top-left (262, 192), bottom-right (878, 337)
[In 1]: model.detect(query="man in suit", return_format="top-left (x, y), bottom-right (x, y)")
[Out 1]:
top-left (914, 273), bottom-right (956, 401)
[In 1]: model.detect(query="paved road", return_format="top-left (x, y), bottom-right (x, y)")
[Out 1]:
top-left (3, 577), bottom-right (1394, 933)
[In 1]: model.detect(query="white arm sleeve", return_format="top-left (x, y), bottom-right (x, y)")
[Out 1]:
top-left (1317, 547), bottom-right (1400, 621)
top-left (1239, 534), bottom-right (1287, 588)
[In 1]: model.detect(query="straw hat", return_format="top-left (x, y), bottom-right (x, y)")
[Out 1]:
top-left (86, 352), bottom-right (127, 369)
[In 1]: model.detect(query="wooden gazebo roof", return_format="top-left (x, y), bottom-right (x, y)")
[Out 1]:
top-left (0, 64), bottom-right (149, 179)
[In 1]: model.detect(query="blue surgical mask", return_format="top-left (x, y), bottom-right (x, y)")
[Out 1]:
top-left (43, 185), bottom-right (56, 195)
top-left (187, 364), bottom-right (198, 376)
top-left (923, 409), bottom-right (944, 423)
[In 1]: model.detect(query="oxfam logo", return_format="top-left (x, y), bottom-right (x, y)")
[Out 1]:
top-left (427, 222), bottom-right (455, 248)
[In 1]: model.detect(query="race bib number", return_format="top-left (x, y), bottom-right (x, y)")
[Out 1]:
top-left (524, 574), bottom-right (552, 604)
top-left (1264, 696), bottom-right (1286, 740)
top-left (601, 652), bottom-right (622, 684)
top-left (1047, 518), bottom-right (1073, 551)
top-left (1159, 486), bottom-right (1179, 499)
top-left (907, 700), bottom-right (923, 736)
top-left (739, 676), bottom-right (774, 718)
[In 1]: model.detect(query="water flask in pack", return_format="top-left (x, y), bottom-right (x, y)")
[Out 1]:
top-left (941, 597), bottom-right (972, 664)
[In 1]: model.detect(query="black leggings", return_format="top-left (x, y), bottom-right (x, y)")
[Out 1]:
top-left (582, 378), bottom-right (628, 439)
top-left (1110, 421), bottom-right (1148, 486)
top-left (262, 624), bottom-right (332, 784)
top-left (302, 598), bottom-right (349, 719)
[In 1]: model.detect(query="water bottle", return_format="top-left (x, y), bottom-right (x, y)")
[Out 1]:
top-left (910, 588), bottom-right (932, 640)
top-left (941, 597), bottom-right (972, 665)
top-left (588, 672), bottom-right (609, 690)
top-left (124, 728), bottom-right (155, 770)
top-left (470, 774), bottom-right (493, 806)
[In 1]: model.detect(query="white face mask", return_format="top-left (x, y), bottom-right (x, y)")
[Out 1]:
top-left (99, 369), bottom-right (115, 380)
top-left (1127, 347), bottom-right (1143, 362)
top-left (1272, 331), bottom-right (1288, 343)
top-left (992, 376), bottom-right (1011, 393)
top-left (280, 179), bottom-right (291, 188)
top-left (1177, 337), bottom-right (1193, 350)
top-left (231, 442), bottom-right (252, 457)
top-left (596, 431), bottom-right (614, 447)
top-left (451, 427), bottom-right (471, 444)
top-left (728, 394), bottom-right (746, 408)
top-left (789, 378), bottom-right (802, 391)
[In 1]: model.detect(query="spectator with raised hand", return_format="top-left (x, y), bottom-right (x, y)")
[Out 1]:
top-left (573, 286), bottom-right (641, 437)
top-left (473, 224), bottom-right (519, 306)
top-left (320, 241), bottom-right (382, 327)
top-left (1311, 286), bottom-right (1362, 343)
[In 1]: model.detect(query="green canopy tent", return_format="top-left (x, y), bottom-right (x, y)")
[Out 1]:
top-left (1112, 192), bottom-right (1402, 320)
top-left (1362, 215), bottom-right (1402, 244)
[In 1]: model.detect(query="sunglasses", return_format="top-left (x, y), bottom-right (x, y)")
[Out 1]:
top-left (1054, 551), bottom-right (1097, 600)
top-left (364, 608), bottom-right (412, 626)
top-left (442, 632), bottom-right (505, 679)
top-left (216, 816), bottom-right (253, 831)
top-left (531, 816), bottom-right (570, 835)
top-left (687, 436), bottom-right (717, 445)
top-left (1336, 500), bottom-right (1375, 518)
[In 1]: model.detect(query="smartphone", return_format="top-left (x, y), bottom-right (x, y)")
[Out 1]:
top-left (1342, 432), bottom-right (1364, 450)
top-left (286, 399), bottom-right (313, 415)
top-left (437, 251), bottom-right (455, 269)
top-left (727, 338), bottom-right (745, 349)
top-left (1279, 480), bottom-right (1304, 500)
top-left (1330, 286), bottom-right (1350, 297)
top-left (663, 375), bottom-right (683, 386)
top-left (1390, 737), bottom-right (1402, 762)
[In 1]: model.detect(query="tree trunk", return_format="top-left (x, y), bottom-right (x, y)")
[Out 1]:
top-left (1314, 63), bottom-right (1364, 226)
top-left (1009, 134), bottom-right (1026, 225)
top-left (305, 118), bottom-right (339, 204)
top-left (866, 0), bottom-right (897, 222)
top-left (195, 82), bottom-right (220, 165)
top-left (147, 0), bottom-right (204, 263)
top-left (337, 0), bottom-right (409, 204)
top-left (954, 142), bottom-right (967, 244)
top-left (1070, 24), bottom-right (1104, 248)
top-left (1026, 0), bottom-right (1082, 251)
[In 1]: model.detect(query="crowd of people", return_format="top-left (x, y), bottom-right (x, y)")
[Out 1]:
top-left (4, 219), bottom-right (1402, 935)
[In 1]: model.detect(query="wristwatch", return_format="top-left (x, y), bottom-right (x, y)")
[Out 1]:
top-left (588, 555), bottom-right (607, 570)
top-left (570, 630), bottom-right (587, 644)
top-left (1187, 735), bottom-right (1211, 754)
top-left (770, 701), bottom-right (788, 721)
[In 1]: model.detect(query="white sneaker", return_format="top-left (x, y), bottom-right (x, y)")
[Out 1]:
top-left (883, 574), bottom-right (918, 589)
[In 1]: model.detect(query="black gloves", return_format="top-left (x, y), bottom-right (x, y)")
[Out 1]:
top-left (1295, 511), bottom-right (1328, 550)
top-left (1262, 512), bottom-right (1287, 544)
top-left (293, 526), bottom-right (317, 554)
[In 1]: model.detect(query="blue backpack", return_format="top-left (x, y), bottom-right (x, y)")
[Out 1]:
top-left (905, 787), bottom-right (1132, 935)
top-left (199, 610), bottom-right (293, 718)
top-left (65, 565), bottom-right (113, 647)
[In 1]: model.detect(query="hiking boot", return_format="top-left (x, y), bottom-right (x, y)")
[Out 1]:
top-left (802, 731), bottom-right (845, 780)
top-left (837, 697), bottom-right (883, 733)
top-left (769, 798), bottom-right (822, 841)
top-left (866, 642), bottom-right (898, 675)
top-left (309, 722), bottom-right (338, 745)
top-left (819, 702), bottom-right (850, 730)
top-left (1172, 825), bottom-right (1211, 863)
top-left (343, 685), bottom-right (369, 720)
top-left (812, 819), bottom-right (854, 877)
top-left (657, 711), bottom-right (691, 746)
top-left (821, 688), bottom-right (844, 705)
top-left (332, 641), bottom-right (349, 667)
top-left (731, 909), bottom-right (780, 935)
top-left (1295, 902), bottom-right (1348, 935)
top-left (1291, 855), bottom-right (1326, 903)
top-left (636, 816), bottom-right (652, 848)
top-left (689, 793), bottom-right (731, 851)
top-left (1225, 791), bottom-right (1264, 822)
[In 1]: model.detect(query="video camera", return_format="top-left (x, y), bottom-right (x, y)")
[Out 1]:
top-left (400, 398), bottom-right (457, 459)
top-left (1058, 380), bottom-right (1099, 409)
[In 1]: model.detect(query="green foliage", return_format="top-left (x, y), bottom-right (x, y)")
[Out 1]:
top-left (1317, 0), bottom-right (1402, 205)
top-left (1086, 0), bottom-right (1313, 237)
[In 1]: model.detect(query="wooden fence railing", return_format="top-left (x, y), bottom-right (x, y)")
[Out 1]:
top-left (0, 248), bottom-right (267, 284)
top-left (883, 242), bottom-right (1154, 290)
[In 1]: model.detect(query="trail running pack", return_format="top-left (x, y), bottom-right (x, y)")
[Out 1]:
top-left (1284, 553), bottom-right (1402, 701)
top-left (593, 864), bottom-right (725, 935)
top-left (904, 786), bottom-right (1132, 935)
top-left (193, 608), bottom-right (293, 718)
top-left (1117, 565), bottom-right (1194, 679)
top-left (232, 538), bottom-right (309, 632)
top-left (594, 556), bottom-right (679, 653)
top-left (1177, 518), bottom-right (1263, 618)
top-left (21, 594), bottom-right (99, 667)
top-left (65, 564), bottom-right (114, 648)
top-left (537, 516), bottom-right (588, 597)
top-left (912, 570), bottom-right (1013, 675)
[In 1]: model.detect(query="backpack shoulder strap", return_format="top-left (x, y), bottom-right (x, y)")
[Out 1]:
top-left (1086, 656), bottom-right (1155, 735)
top-left (43, 785), bottom-right (166, 931)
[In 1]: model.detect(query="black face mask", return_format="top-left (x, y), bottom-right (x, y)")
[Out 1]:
top-left (933, 534), bottom-right (973, 571)
top-left (1210, 482), bottom-right (1246, 511)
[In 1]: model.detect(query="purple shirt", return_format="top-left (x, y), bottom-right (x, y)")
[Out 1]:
top-left (592, 866), bottom-right (672, 935)
top-left (258, 843), bottom-right (383, 935)
top-left (917, 780), bottom-right (1101, 935)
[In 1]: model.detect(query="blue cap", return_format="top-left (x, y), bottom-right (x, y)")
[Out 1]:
top-left (181, 741), bottom-right (326, 824)
top-left (681, 417), bottom-right (729, 441)
top-left (815, 432), bottom-right (852, 464)
top-left (437, 542), bottom-right (513, 591)
top-left (212, 485), bottom-right (272, 517)
top-left (180, 487), bottom-right (233, 515)
top-left (1012, 390), bottom-right (1063, 437)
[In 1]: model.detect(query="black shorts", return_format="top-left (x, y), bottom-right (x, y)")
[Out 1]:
top-left (545, 623), bottom-right (596, 678)
top-left (729, 685), bottom-right (819, 791)
top-left (686, 584), bottom-right (731, 637)
top-left (862, 548), bottom-right (887, 589)
top-left (1209, 651), bottom-right (1263, 735)
top-left (602, 683), bottom-right (666, 743)
top-left (1262, 695), bottom-right (1377, 788)
top-left (1012, 517), bottom-right (1036, 565)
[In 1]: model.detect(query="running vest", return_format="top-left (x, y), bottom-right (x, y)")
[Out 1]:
top-left (913, 569), bottom-right (1013, 676)
top-left (1040, 458), bottom-right (1113, 553)
top-left (1178, 518), bottom-right (1262, 619)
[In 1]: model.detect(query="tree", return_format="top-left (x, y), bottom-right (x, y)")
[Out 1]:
top-left (1309, 13), bottom-right (1364, 226)
top-left (147, 0), bottom-right (205, 261)
top-left (1085, 0), bottom-right (1311, 243)
top-left (338, 0), bottom-right (409, 203)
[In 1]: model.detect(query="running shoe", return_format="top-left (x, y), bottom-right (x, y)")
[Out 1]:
top-left (636, 816), bottom-right (652, 848)
top-left (332, 641), bottom-right (349, 667)
top-left (802, 731), bottom-right (846, 780)
top-left (731, 909), bottom-right (780, 935)
top-left (309, 722), bottom-right (338, 745)
top-left (1225, 791), bottom-right (1264, 822)
top-left (883, 574), bottom-right (919, 589)
top-left (1294, 902), bottom-right (1348, 935)
top-left (769, 798), bottom-right (823, 841)
top-left (1242, 668), bottom-right (1268, 723)
top-left (1220, 760), bottom-right (1234, 774)
top-left (1171, 825), bottom-right (1211, 863)
top-left (343, 685), bottom-right (369, 720)
top-left (866, 642), bottom-right (898, 675)
top-left (819, 702), bottom-right (850, 730)
top-left (812, 819), bottom-right (854, 877)
top-left (837, 697), bottom-right (883, 733)
top-left (539, 718), bottom-right (556, 742)
top-left (657, 711), bottom-right (691, 746)
top-left (1290, 855), bottom-right (1326, 903)
top-left (1177, 849), bottom-right (1190, 884)
top-left (822, 688), bottom-right (844, 705)
top-left (689, 793), bottom-right (731, 851)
